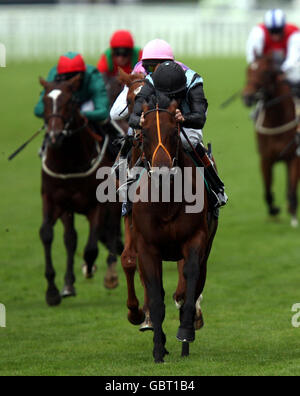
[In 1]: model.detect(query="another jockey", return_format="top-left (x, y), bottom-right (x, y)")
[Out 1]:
top-left (246, 9), bottom-right (300, 85)
top-left (35, 51), bottom-right (109, 123)
top-left (97, 30), bottom-right (143, 77)
top-left (129, 60), bottom-right (227, 208)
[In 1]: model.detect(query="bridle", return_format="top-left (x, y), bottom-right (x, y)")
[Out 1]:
top-left (142, 105), bottom-right (181, 171)
top-left (45, 96), bottom-right (89, 138)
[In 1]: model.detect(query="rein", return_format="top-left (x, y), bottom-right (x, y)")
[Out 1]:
top-left (143, 106), bottom-right (180, 169)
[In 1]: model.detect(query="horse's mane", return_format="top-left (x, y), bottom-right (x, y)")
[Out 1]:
top-left (147, 92), bottom-right (172, 110)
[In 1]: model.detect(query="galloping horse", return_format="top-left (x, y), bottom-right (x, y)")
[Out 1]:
top-left (118, 70), bottom-right (206, 334)
top-left (121, 95), bottom-right (218, 363)
top-left (243, 53), bottom-right (299, 226)
top-left (39, 74), bottom-right (123, 306)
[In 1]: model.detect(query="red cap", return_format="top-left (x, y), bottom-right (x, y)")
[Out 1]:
top-left (57, 53), bottom-right (87, 75)
top-left (110, 30), bottom-right (134, 49)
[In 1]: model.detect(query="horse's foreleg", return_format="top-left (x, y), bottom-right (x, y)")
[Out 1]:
top-left (177, 233), bottom-right (207, 345)
top-left (61, 212), bottom-right (77, 298)
top-left (104, 202), bottom-right (123, 289)
top-left (137, 239), bottom-right (167, 364)
top-left (121, 215), bottom-right (144, 326)
top-left (173, 260), bottom-right (186, 308)
top-left (287, 158), bottom-right (299, 227)
top-left (83, 208), bottom-right (100, 279)
top-left (260, 158), bottom-right (280, 216)
top-left (40, 197), bottom-right (61, 306)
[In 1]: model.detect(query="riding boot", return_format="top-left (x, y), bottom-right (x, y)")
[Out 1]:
top-left (192, 143), bottom-right (228, 208)
top-left (112, 129), bottom-right (134, 177)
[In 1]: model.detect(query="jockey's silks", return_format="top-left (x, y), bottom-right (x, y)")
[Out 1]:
top-left (34, 64), bottom-right (109, 122)
top-left (260, 23), bottom-right (300, 56)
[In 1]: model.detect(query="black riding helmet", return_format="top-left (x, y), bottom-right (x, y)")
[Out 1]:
top-left (152, 61), bottom-right (187, 96)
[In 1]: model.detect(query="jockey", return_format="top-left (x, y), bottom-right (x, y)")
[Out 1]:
top-left (129, 60), bottom-right (227, 208)
top-left (35, 51), bottom-right (109, 123)
top-left (110, 38), bottom-right (187, 121)
top-left (97, 30), bottom-right (143, 77)
top-left (246, 9), bottom-right (300, 85)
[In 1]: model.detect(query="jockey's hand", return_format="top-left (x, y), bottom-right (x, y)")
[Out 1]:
top-left (175, 109), bottom-right (185, 123)
top-left (139, 112), bottom-right (145, 127)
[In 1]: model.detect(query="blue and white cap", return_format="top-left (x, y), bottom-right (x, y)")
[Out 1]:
top-left (264, 9), bottom-right (286, 31)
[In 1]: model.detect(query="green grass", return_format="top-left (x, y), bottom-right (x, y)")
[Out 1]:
top-left (1, 57), bottom-right (300, 376)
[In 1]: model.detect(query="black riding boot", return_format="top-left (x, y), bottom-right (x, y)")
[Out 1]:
top-left (112, 131), bottom-right (134, 177)
top-left (191, 143), bottom-right (228, 208)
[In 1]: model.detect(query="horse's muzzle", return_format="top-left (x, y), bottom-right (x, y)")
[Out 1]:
top-left (242, 94), bottom-right (256, 108)
top-left (48, 131), bottom-right (65, 149)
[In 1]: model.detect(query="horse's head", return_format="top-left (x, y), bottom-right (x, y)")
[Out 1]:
top-left (40, 74), bottom-right (82, 148)
top-left (141, 96), bottom-right (180, 171)
top-left (243, 53), bottom-right (280, 107)
top-left (118, 68), bottom-right (145, 114)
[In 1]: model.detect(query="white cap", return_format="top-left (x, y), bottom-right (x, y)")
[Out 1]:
top-left (264, 9), bottom-right (286, 30)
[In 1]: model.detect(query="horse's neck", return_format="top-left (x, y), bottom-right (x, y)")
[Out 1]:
top-left (46, 122), bottom-right (97, 173)
top-left (264, 81), bottom-right (295, 126)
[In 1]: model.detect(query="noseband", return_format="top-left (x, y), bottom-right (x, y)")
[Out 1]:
top-left (45, 96), bottom-right (88, 138)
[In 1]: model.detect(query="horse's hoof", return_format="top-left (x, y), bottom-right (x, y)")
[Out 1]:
top-left (61, 285), bottom-right (76, 298)
top-left (104, 275), bottom-right (119, 289)
top-left (46, 288), bottom-right (62, 307)
top-left (291, 217), bottom-right (299, 228)
top-left (181, 342), bottom-right (190, 357)
top-left (128, 308), bottom-right (145, 326)
top-left (194, 312), bottom-right (204, 330)
top-left (269, 207), bottom-right (281, 216)
top-left (176, 327), bottom-right (195, 343)
top-left (139, 312), bottom-right (154, 332)
top-left (82, 263), bottom-right (97, 279)
top-left (104, 261), bottom-right (119, 289)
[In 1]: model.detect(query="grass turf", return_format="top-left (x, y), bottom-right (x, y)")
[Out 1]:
top-left (0, 57), bottom-right (300, 376)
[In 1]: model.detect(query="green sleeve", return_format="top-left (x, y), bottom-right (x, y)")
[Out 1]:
top-left (34, 66), bottom-right (57, 118)
top-left (83, 70), bottom-right (109, 122)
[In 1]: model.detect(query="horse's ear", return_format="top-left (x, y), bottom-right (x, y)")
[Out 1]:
top-left (169, 100), bottom-right (178, 115)
top-left (118, 67), bottom-right (131, 86)
top-left (67, 73), bottom-right (82, 92)
top-left (40, 77), bottom-right (48, 89)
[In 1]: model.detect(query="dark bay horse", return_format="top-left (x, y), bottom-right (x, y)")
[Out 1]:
top-left (39, 75), bottom-right (123, 306)
top-left (243, 54), bottom-right (299, 227)
top-left (121, 97), bottom-right (218, 363)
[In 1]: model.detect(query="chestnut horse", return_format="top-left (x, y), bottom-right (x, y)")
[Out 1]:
top-left (243, 54), bottom-right (299, 226)
top-left (118, 70), bottom-right (206, 333)
top-left (121, 96), bottom-right (218, 363)
top-left (39, 75), bottom-right (123, 306)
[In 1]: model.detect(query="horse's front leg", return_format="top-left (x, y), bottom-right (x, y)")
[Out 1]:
top-left (260, 158), bottom-right (280, 216)
top-left (40, 195), bottom-right (61, 306)
top-left (287, 157), bottom-right (299, 227)
top-left (82, 207), bottom-right (100, 279)
top-left (177, 232), bottom-right (208, 346)
top-left (61, 212), bottom-right (77, 298)
top-left (121, 215), bottom-right (145, 326)
top-left (137, 238), bottom-right (167, 364)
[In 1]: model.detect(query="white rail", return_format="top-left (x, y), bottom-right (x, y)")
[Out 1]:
top-left (0, 4), bottom-right (297, 60)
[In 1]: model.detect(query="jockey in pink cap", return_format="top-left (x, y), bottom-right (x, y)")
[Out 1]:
top-left (110, 39), bottom-right (189, 120)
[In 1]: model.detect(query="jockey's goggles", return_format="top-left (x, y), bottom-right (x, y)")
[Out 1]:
top-left (142, 61), bottom-right (162, 74)
top-left (55, 72), bottom-right (84, 82)
top-left (113, 47), bottom-right (132, 57)
top-left (268, 27), bottom-right (284, 35)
